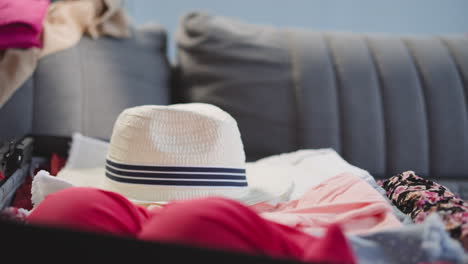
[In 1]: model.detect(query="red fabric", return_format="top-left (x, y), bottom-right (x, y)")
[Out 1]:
top-left (50, 153), bottom-right (67, 176)
top-left (27, 187), bottom-right (356, 264)
top-left (28, 187), bottom-right (151, 237)
top-left (0, 0), bottom-right (50, 50)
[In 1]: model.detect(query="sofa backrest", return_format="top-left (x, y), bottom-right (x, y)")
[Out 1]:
top-left (175, 12), bottom-right (468, 180)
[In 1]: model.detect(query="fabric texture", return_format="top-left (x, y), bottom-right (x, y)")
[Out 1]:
top-left (11, 153), bottom-right (67, 210)
top-left (253, 148), bottom-right (411, 223)
top-left (29, 133), bottom-right (106, 207)
top-left (380, 171), bottom-right (468, 250)
top-left (175, 11), bottom-right (468, 185)
top-left (0, 0), bottom-right (130, 109)
top-left (39, 0), bottom-right (130, 57)
top-left (27, 186), bottom-right (357, 264)
top-left (64, 132), bottom-right (109, 169)
top-left (31, 170), bottom-right (73, 208)
top-left (0, 207), bottom-right (29, 223)
top-left (0, 0), bottom-right (49, 50)
top-left (251, 173), bottom-right (402, 236)
top-left (28, 187), bottom-right (151, 236)
top-left (349, 213), bottom-right (468, 264)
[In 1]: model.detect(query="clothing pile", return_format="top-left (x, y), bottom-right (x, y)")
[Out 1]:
top-left (2, 103), bottom-right (466, 264)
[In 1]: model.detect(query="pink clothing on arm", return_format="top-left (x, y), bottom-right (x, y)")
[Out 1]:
top-left (27, 187), bottom-right (356, 264)
top-left (251, 173), bottom-right (402, 235)
top-left (0, 0), bottom-right (50, 50)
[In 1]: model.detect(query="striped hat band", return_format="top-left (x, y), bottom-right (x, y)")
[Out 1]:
top-left (105, 159), bottom-right (248, 187)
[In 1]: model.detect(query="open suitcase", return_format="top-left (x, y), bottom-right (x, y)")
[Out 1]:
top-left (0, 135), bottom-right (306, 263)
top-left (0, 136), bottom-right (34, 210)
top-left (0, 135), bottom-right (69, 211)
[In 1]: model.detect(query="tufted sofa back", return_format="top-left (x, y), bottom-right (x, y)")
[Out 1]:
top-left (175, 12), bottom-right (468, 180)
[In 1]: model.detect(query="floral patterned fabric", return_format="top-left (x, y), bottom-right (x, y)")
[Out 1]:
top-left (378, 171), bottom-right (468, 250)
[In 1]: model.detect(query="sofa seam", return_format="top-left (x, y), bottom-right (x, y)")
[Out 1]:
top-left (323, 33), bottom-right (344, 156)
top-left (78, 41), bottom-right (87, 136)
top-left (438, 37), bottom-right (468, 131)
top-left (363, 36), bottom-right (388, 178)
top-left (31, 56), bottom-right (38, 136)
top-left (402, 38), bottom-right (432, 178)
top-left (285, 29), bottom-right (303, 152)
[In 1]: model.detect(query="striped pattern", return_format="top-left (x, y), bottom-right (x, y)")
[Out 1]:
top-left (105, 159), bottom-right (248, 186)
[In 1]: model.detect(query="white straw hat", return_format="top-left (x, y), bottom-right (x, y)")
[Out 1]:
top-left (57, 103), bottom-right (294, 205)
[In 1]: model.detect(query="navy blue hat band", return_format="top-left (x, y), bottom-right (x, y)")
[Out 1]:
top-left (105, 159), bottom-right (248, 187)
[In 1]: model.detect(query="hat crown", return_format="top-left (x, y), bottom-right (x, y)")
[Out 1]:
top-left (107, 103), bottom-right (245, 168)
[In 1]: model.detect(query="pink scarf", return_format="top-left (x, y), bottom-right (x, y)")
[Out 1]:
top-left (251, 173), bottom-right (403, 235)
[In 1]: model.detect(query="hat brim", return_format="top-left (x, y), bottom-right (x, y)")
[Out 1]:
top-left (56, 163), bottom-right (294, 205)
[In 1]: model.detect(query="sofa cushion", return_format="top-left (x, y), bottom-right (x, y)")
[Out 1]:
top-left (31, 24), bottom-right (171, 141)
top-left (175, 11), bottom-right (468, 180)
top-left (0, 78), bottom-right (33, 143)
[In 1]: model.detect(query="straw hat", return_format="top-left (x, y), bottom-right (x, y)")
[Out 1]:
top-left (57, 103), bottom-right (294, 205)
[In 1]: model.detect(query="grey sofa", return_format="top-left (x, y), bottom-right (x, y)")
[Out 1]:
top-left (2, 12), bottom-right (468, 198)
top-left (175, 12), bottom-right (468, 197)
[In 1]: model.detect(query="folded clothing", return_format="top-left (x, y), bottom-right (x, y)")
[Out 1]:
top-left (380, 171), bottom-right (468, 250)
top-left (0, 0), bottom-right (50, 50)
top-left (252, 173), bottom-right (403, 236)
top-left (31, 170), bottom-right (74, 208)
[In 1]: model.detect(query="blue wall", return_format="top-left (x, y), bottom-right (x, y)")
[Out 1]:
top-left (125, 0), bottom-right (468, 60)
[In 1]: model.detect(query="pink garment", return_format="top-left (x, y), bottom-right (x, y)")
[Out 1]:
top-left (0, 0), bottom-right (50, 50)
top-left (251, 173), bottom-right (403, 235)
